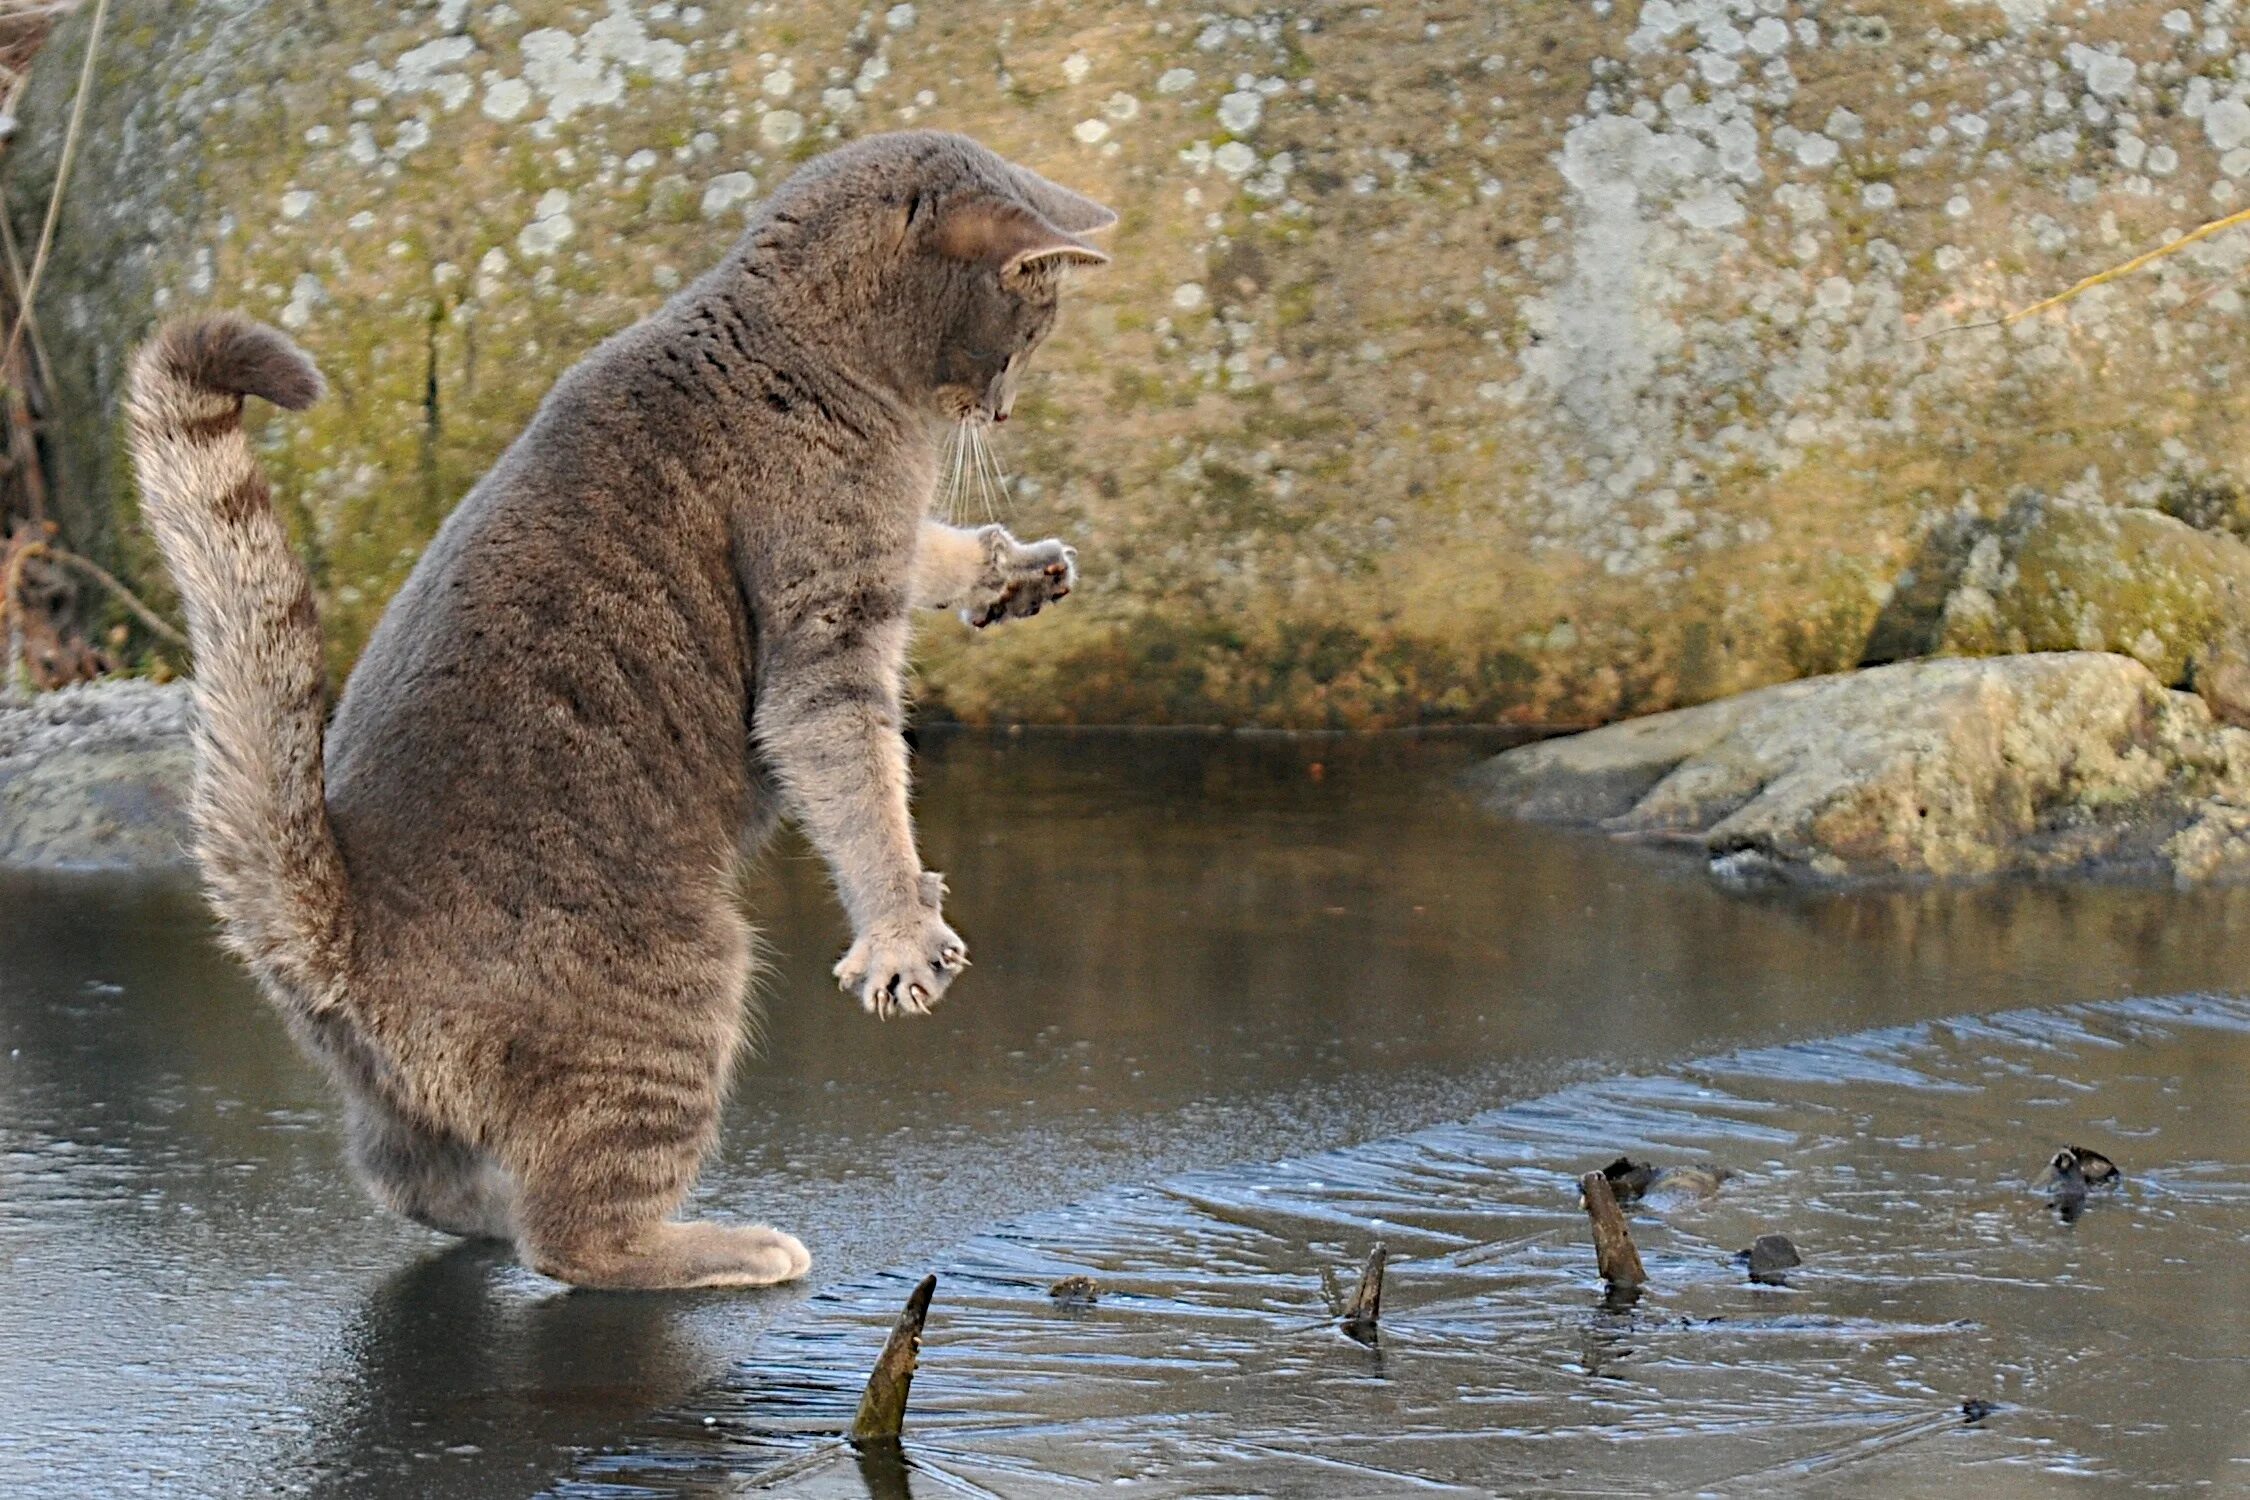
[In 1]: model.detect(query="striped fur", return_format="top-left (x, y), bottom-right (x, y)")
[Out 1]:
top-left (109, 134), bottom-right (1111, 1290)
top-left (124, 314), bottom-right (353, 1015)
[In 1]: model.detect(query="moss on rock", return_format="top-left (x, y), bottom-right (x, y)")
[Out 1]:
top-left (1938, 496), bottom-right (2250, 691)
top-left (1474, 653), bottom-right (2250, 886)
top-left (11, 0), bottom-right (2250, 726)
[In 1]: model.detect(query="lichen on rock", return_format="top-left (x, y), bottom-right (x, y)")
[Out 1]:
top-left (0, 680), bottom-right (195, 870)
top-left (1933, 494), bottom-right (2250, 696)
top-left (12, 1), bottom-right (2250, 727)
top-left (1471, 652), bottom-right (2250, 886)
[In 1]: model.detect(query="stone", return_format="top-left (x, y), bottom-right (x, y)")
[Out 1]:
top-left (1864, 495), bottom-right (2250, 732)
top-left (1937, 496), bottom-right (2250, 694)
top-left (12, 2), bottom-right (2250, 731)
top-left (1471, 653), bottom-right (2250, 886)
top-left (1466, 682), bottom-right (1823, 824)
top-left (1739, 1233), bottom-right (1801, 1284)
top-left (0, 681), bottom-right (196, 870)
top-left (2188, 629), bottom-right (2250, 730)
top-left (2157, 475), bottom-right (2250, 547)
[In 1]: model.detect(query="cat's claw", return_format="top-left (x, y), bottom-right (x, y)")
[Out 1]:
top-left (836, 911), bottom-right (969, 1019)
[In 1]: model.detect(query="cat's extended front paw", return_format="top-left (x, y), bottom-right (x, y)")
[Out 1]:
top-left (834, 909), bottom-right (969, 1019)
top-left (963, 527), bottom-right (1077, 629)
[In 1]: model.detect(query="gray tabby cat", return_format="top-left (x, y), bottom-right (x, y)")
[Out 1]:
top-left (123, 131), bottom-right (1113, 1289)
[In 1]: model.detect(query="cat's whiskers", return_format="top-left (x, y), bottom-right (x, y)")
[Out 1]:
top-left (967, 420), bottom-right (1011, 524)
top-left (980, 426), bottom-right (1016, 500)
top-left (943, 419), bottom-right (971, 524)
top-left (980, 429), bottom-right (1003, 523)
top-left (964, 424), bottom-right (991, 523)
top-left (940, 421), bottom-right (956, 523)
top-left (956, 419), bottom-right (982, 522)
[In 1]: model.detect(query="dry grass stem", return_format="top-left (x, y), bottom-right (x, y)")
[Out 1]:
top-left (1920, 202), bottom-right (2250, 340)
top-left (4, 0), bottom-right (104, 371)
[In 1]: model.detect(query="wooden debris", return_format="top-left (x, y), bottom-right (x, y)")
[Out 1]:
top-left (2061, 1145), bottom-right (2120, 1187)
top-left (850, 1273), bottom-right (936, 1445)
top-left (2048, 1146), bottom-right (2123, 1219)
top-left (1598, 1156), bottom-right (1734, 1206)
top-left (1579, 1171), bottom-right (1647, 1293)
top-left (1600, 1155), bottom-right (1658, 1204)
top-left (1339, 1242), bottom-right (1386, 1337)
top-left (852, 1442), bottom-right (915, 1500)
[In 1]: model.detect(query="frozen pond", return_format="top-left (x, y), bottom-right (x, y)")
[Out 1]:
top-left (5, 731), bottom-right (2249, 1497)
top-left (591, 991), bottom-right (2250, 1496)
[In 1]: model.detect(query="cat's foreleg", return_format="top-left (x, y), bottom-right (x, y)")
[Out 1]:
top-left (911, 518), bottom-right (1077, 627)
top-left (754, 599), bottom-right (967, 1017)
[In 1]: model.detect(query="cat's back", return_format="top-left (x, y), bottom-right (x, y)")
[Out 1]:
top-left (325, 330), bottom-right (756, 922)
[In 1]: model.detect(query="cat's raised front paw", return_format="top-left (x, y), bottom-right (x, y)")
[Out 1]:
top-left (834, 909), bottom-right (969, 1018)
top-left (964, 529), bottom-right (1077, 628)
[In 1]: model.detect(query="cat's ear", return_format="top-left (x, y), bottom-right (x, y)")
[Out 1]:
top-left (1003, 163), bottom-right (1119, 236)
top-left (931, 197), bottom-right (1110, 276)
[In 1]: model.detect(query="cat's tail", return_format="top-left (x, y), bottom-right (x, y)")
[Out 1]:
top-left (125, 313), bottom-right (355, 1014)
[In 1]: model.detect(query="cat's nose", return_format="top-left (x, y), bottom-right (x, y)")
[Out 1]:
top-left (992, 409), bottom-right (1009, 424)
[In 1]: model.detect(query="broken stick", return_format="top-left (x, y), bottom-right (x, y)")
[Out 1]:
top-left (1579, 1171), bottom-right (1647, 1293)
top-left (1339, 1242), bottom-right (1386, 1336)
top-left (850, 1273), bottom-right (937, 1444)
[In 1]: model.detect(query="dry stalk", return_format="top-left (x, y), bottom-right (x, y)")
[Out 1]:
top-left (1921, 201), bottom-right (2250, 340)
top-left (1, 532), bottom-right (186, 686)
top-left (1579, 1170), bottom-right (1648, 1294)
top-left (850, 1274), bottom-right (937, 1445)
top-left (4, 0), bottom-right (105, 371)
top-left (1338, 1242), bottom-right (1386, 1337)
top-left (0, 1), bottom-right (176, 686)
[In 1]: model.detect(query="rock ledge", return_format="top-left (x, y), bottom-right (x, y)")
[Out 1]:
top-left (1469, 653), bottom-right (2250, 887)
top-left (0, 680), bottom-right (196, 871)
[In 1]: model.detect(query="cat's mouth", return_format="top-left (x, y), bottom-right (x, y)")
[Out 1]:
top-left (938, 387), bottom-right (1005, 426)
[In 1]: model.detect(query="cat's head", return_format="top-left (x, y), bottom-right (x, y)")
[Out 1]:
top-left (746, 131), bottom-right (1115, 423)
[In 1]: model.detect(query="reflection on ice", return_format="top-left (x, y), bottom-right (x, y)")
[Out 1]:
top-left (568, 993), bottom-right (2250, 1498)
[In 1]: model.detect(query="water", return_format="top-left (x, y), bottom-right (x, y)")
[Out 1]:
top-left (586, 993), bottom-right (2250, 1496)
top-left (4, 731), bottom-right (2249, 1498)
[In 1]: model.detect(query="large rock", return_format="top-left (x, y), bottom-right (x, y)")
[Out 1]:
top-left (1937, 496), bottom-right (2250, 694)
top-left (14, 2), bottom-right (2250, 728)
top-left (1470, 652), bottom-right (2250, 886)
top-left (0, 681), bottom-right (195, 870)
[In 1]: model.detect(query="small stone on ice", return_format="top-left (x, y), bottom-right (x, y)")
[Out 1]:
top-left (1740, 1233), bottom-right (1801, 1283)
